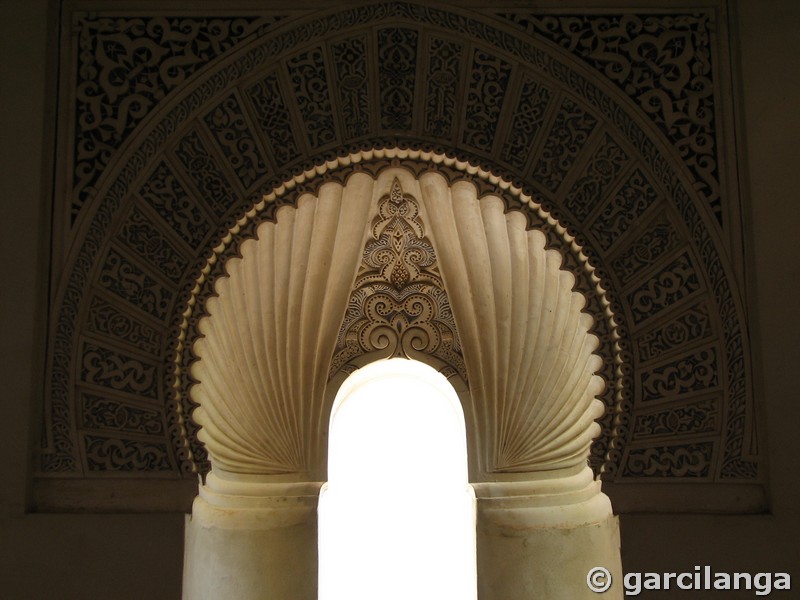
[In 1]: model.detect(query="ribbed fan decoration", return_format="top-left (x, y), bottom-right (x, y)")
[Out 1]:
top-left (191, 175), bottom-right (374, 474)
top-left (190, 165), bottom-right (603, 478)
top-left (418, 173), bottom-right (604, 473)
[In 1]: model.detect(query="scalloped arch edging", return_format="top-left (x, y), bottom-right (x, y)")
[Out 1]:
top-left (174, 148), bottom-right (623, 478)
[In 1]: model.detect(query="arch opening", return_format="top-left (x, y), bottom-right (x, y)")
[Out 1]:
top-left (318, 358), bottom-right (477, 600)
top-left (182, 161), bottom-right (621, 600)
top-left (182, 155), bottom-right (619, 481)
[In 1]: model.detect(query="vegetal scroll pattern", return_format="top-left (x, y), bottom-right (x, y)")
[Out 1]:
top-left (98, 248), bottom-right (174, 321)
top-left (138, 161), bottom-right (211, 249)
top-left (627, 253), bottom-right (701, 326)
top-left (84, 435), bottom-right (172, 471)
top-left (499, 76), bottom-right (552, 170)
top-left (462, 49), bottom-right (512, 153)
top-left (640, 346), bottom-right (719, 403)
top-left (173, 129), bottom-right (241, 218)
top-left (632, 399), bottom-right (718, 440)
top-left (86, 296), bottom-right (163, 355)
top-left (44, 4), bottom-right (756, 486)
top-left (499, 12), bottom-right (721, 224)
top-left (287, 47), bottom-right (338, 149)
top-left (378, 28), bottom-right (418, 130)
top-left (71, 15), bottom-right (282, 223)
top-left (564, 134), bottom-right (629, 222)
top-left (424, 37), bottom-right (463, 139)
top-left (330, 178), bottom-right (466, 381)
top-left (532, 98), bottom-right (597, 193)
top-left (635, 304), bottom-right (712, 363)
top-left (612, 212), bottom-right (683, 286)
top-left (204, 94), bottom-right (270, 189)
top-left (332, 37), bottom-right (371, 139)
top-left (81, 392), bottom-right (165, 436)
top-left (80, 343), bottom-right (159, 400)
top-left (117, 207), bottom-right (189, 284)
top-left (623, 442), bottom-right (713, 477)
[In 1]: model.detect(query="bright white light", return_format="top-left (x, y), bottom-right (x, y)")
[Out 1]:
top-left (318, 358), bottom-right (477, 600)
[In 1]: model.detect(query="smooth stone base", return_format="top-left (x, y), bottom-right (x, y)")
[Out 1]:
top-left (475, 473), bottom-right (623, 600)
top-left (182, 475), bottom-right (320, 600)
top-left (478, 512), bottom-right (622, 599)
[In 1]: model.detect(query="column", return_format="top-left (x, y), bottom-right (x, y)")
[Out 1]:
top-left (183, 470), bottom-right (321, 600)
top-left (474, 468), bottom-right (622, 600)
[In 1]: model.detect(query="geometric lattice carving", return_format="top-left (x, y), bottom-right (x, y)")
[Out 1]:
top-left (639, 346), bottom-right (719, 403)
top-left (623, 442), bottom-right (714, 478)
top-left (70, 14), bottom-right (283, 223)
top-left (378, 28), bottom-right (418, 130)
top-left (632, 399), bottom-right (718, 440)
top-left (499, 12), bottom-right (721, 224)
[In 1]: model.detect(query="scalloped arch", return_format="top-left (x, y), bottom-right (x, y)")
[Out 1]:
top-left (40, 1), bottom-right (758, 509)
top-left (179, 153), bottom-right (618, 480)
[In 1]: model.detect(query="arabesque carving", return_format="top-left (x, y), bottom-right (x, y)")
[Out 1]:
top-left (623, 442), bottom-right (713, 478)
top-left (40, 2), bottom-right (759, 507)
top-left (330, 178), bottom-right (466, 381)
top-left (181, 161), bottom-right (613, 479)
top-left (499, 12), bottom-right (721, 223)
top-left (70, 14), bottom-right (283, 222)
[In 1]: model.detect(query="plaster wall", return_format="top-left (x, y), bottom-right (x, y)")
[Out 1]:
top-left (1, 1), bottom-right (798, 598)
top-left (0, 2), bottom-right (183, 598)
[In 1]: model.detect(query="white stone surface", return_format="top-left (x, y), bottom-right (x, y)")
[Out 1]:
top-left (183, 474), bottom-right (321, 600)
top-left (186, 163), bottom-right (621, 598)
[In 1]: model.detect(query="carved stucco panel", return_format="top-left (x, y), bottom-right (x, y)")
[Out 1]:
top-left (40, 3), bottom-right (758, 508)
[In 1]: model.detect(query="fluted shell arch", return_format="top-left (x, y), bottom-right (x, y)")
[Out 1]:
top-left (184, 153), bottom-right (610, 480)
top-left (39, 1), bottom-right (762, 513)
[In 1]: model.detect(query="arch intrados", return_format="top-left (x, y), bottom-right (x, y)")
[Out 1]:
top-left (322, 348), bottom-right (476, 480)
top-left (326, 357), bottom-right (469, 481)
top-left (176, 148), bottom-right (620, 477)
